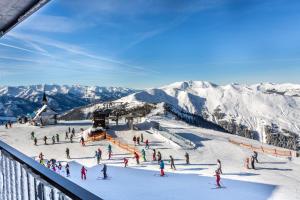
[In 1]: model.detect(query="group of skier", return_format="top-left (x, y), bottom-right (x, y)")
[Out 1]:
top-left (38, 152), bottom-right (70, 177)
top-left (4, 121), bottom-right (13, 129)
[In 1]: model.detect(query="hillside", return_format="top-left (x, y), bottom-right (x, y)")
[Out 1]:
top-left (0, 84), bottom-right (136, 117)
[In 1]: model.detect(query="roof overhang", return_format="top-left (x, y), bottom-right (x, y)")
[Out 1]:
top-left (0, 0), bottom-right (49, 37)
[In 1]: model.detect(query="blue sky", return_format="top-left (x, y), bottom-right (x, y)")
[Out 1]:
top-left (1, 0), bottom-right (300, 88)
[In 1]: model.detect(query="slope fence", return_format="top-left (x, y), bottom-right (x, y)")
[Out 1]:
top-left (106, 134), bottom-right (141, 157)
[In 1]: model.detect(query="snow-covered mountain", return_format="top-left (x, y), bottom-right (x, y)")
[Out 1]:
top-left (0, 85), bottom-right (137, 117)
top-left (119, 81), bottom-right (300, 144)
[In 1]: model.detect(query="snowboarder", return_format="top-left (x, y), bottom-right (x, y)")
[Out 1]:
top-left (66, 148), bottom-right (70, 159)
top-left (52, 136), bottom-right (55, 144)
top-left (31, 131), bottom-right (35, 140)
top-left (170, 155), bottom-right (176, 170)
top-left (65, 131), bottom-right (69, 140)
top-left (251, 155), bottom-right (256, 169)
top-left (157, 151), bottom-right (162, 163)
top-left (80, 136), bottom-right (85, 146)
top-left (81, 166), bottom-right (87, 180)
top-left (65, 163), bottom-right (70, 177)
top-left (124, 157), bottom-right (128, 167)
top-left (56, 134), bottom-right (59, 143)
top-left (134, 152), bottom-right (140, 164)
top-left (102, 164), bottom-right (107, 179)
top-left (108, 144), bottom-right (112, 159)
top-left (133, 136), bottom-right (137, 145)
top-left (43, 136), bottom-right (48, 145)
top-left (137, 136), bottom-right (140, 145)
top-left (214, 170), bottom-right (221, 188)
top-left (185, 152), bottom-right (190, 165)
top-left (34, 137), bottom-right (37, 145)
top-left (145, 139), bottom-right (149, 149)
top-left (217, 159), bottom-right (223, 174)
top-left (253, 151), bottom-right (259, 163)
top-left (160, 160), bottom-right (165, 176)
top-left (152, 149), bottom-right (157, 161)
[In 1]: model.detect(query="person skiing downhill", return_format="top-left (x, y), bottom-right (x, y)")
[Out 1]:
top-left (214, 170), bottom-right (221, 188)
top-left (185, 152), bottom-right (190, 165)
top-left (108, 144), bottom-right (112, 160)
top-left (170, 155), bottom-right (176, 170)
top-left (141, 149), bottom-right (146, 162)
top-left (81, 166), bottom-right (87, 180)
top-left (145, 139), bottom-right (149, 149)
top-left (124, 157), bottom-right (128, 167)
top-left (217, 159), bottom-right (223, 174)
top-left (134, 152), bottom-right (140, 164)
top-left (102, 164), bottom-right (107, 179)
top-left (152, 149), bottom-right (157, 161)
top-left (160, 160), bottom-right (165, 176)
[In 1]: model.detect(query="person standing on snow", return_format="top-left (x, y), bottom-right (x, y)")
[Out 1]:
top-left (141, 149), bottom-right (146, 162)
top-left (185, 152), bottom-right (190, 165)
top-left (157, 151), bottom-right (162, 163)
top-left (80, 136), bottom-right (85, 146)
top-left (134, 152), bottom-right (140, 164)
top-left (160, 160), bottom-right (165, 176)
top-left (245, 157), bottom-right (250, 169)
top-left (253, 151), bottom-right (259, 163)
top-left (34, 137), bottom-right (37, 145)
top-left (133, 135), bottom-right (137, 146)
top-left (170, 155), bottom-right (176, 170)
top-left (43, 136), bottom-right (48, 145)
top-left (65, 163), bottom-right (70, 177)
top-left (152, 149), bottom-right (157, 161)
top-left (95, 151), bottom-right (101, 164)
top-left (124, 157), bottom-right (128, 167)
top-left (81, 166), bottom-right (87, 180)
top-left (52, 136), bottom-right (55, 144)
top-left (70, 134), bottom-right (73, 143)
top-left (31, 131), bottom-right (35, 140)
top-left (141, 133), bottom-right (144, 143)
top-left (145, 139), bottom-right (149, 149)
top-left (68, 127), bottom-right (71, 133)
top-left (217, 159), bottom-right (223, 174)
top-left (71, 128), bottom-right (75, 137)
top-left (98, 148), bottom-right (102, 161)
top-left (251, 155), bottom-right (256, 169)
top-left (137, 136), bottom-right (140, 145)
top-left (66, 148), bottom-right (70, 159)
top-left (108, 144), bottom-right (112, 160)
top-left (56, 134), bottom-right (59, 143)
top-left (102, 164), bottom-right (107, 179)
top-left (65, 131), bottom-right (69, 140)
top-left (214, 170), bottom-right (221, 188)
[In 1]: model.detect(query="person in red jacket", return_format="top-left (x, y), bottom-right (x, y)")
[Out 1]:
top-left (124, 157), bottom-right (128, 167)
top-left (134, 152), bottom-right (140, 164)
top-left (145, 139), bottom-right (149, 149)
top-left (214, 170), bottom-right (221, 187)
top-left (81, 166), bottom-right (87, 180)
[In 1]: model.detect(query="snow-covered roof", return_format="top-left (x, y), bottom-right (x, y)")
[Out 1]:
top-left (33, 104), bottom-right (57, 120)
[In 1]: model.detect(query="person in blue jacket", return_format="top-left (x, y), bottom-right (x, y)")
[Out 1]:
top-left (160, 160), bottom-right (165, 176)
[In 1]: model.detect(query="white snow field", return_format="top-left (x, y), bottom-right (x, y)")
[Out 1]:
top-left (0, 120), bottom-right (300, 200)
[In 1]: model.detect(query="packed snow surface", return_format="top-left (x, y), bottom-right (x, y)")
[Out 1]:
top-left (119, 81), bottom-right (300, 141)
top-left (1, 120), bottom-right (300, 200)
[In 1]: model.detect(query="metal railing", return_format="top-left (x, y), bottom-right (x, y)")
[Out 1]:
top-left (0, 140), bottom-right (102, 200)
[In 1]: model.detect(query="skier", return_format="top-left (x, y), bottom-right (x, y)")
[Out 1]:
top-left (81, 166), bottom-right (87, 180)
top-left (80, 136), bottom-right (85, 146)
top-left (98, 148), bottom-right (102, 161)
top-left (5, 123), bottom-right (8, 129)
top-left (70, 134), bottom-right (73, 143)
top-left (137, 136), bottom-right (140, 145)
top-left (217, 159), bottom-right (223, 174)
top-left (68, 127), bottom-right (71, 133)
top-left (108, 144), bottom-right (112, 160)
top-left (251, 155), bottom-right (256, 169)
top-left (43, 136), bottom-right (48, 145)
top-left (72, 128), bottom-right (75, 136)
top-left (133, 136), bottom-right (137, 145)
top-left (160, 160), bottom-right (165, 176)
top-left (141, 149), bottom-right (146, 162)
top-left (95, 151), bottom-right (101, 164)
top-left (66, 148), bottom-right (70, 159)
top-left (31, 131), bottom-right (35, 140)
top-left (34, 137), bottom-right (38, 145)
top-left (145, 139), bottom-right (149, 149)
top-left (124, 157), bottom-right (128, 167)
top-left (253, 151), bottom-right (259, 163)
top-left (102, 164), bottom-right (107, 179)
top-left (157, 151), bottom-right (162, 163)
top-left (245, 157), bottom-right (250, 169)
top-left (141, 133), bottom-right (144, 143)
top-left (152, 149), bottom-right (157, 161)
top-left (134, 152), bottom-right (140, 164)
top-left (65, 163), bottom-right (70, 177)
top-left (38, 152), bottom-right (44, 161)
top-left (58, 162), bottom-right (62, 170)
top-left (52, 136), bottom-right (55, 144)
top-left (185, 152), bottom-right (190, 165)
top-left (214, 170), bottom-right (221, 188)
top-left (170, 155), bottom-right (176, 170)
top-left (56, 134), bottom-right (59, 143)
top-left (65, 131), bottom-right (69, 140)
